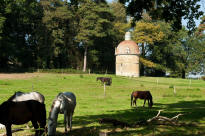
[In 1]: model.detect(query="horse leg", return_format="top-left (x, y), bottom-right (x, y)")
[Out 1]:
top-left (131, 95), bottom-right (134, 107)
top-left (38, 117), bottom-right (46, 135)
top-left (148, 99), bottom-right (150, 107)
top-left (69, 113), bottom-right (73, 131)
top-left (31, 120), bottom-right (39, 136)
top-left (135, 98), bottom-right (137, 108)
top-left (6, 124), bottom-right (12, 136)
top-left (64, 111), bottom-right (68, 133)
top-left (38, 104), bottom-right (46, 135)
top-left (134, 99), bottom-right (136, 106)
top-left (143, 99), bottom-right (146, 107)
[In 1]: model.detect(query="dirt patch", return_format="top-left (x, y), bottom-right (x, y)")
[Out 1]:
top-left (0, 73), bottom-right (42, 79)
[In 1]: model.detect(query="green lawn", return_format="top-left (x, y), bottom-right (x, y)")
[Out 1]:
top-left (0, 73), bottom-right (205, 136)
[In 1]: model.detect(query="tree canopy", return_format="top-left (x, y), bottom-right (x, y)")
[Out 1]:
top-left (119, 0), bottom-right (203, 32)
top-left (0, 0), bottom-right (204, 78)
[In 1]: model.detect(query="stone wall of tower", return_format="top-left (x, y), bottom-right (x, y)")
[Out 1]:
top-left (116, 54), bottom-right (139, 77)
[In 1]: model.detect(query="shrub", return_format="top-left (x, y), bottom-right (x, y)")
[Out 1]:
top-left (201, 76), bottom-right (205, 81)
top-left (38, 68), bottom-right (88, 74)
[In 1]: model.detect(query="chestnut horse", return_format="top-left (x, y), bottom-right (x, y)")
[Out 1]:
top-left (96, 77), bottom-right (112, 86)
top-left (131, 91), bottom-right (153, 108)
top-left (0, 100), bottom-right (46, 136)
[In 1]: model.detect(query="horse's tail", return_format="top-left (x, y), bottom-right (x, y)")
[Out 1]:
top-left (131, 92), bottom-right (133, 107)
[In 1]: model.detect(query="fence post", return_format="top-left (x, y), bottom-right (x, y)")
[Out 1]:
top-left (157, 78), bottom-right (159, 86)
top-left (174, 86), bottom-right (176, 95)
top-left (104, 83), bottom-right (106, 97)
top-left (189, 79), bottom-right (191, 88)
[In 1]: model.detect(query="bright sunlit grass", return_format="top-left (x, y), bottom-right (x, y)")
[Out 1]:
top-left (0, 73), bottom-right (205, 135)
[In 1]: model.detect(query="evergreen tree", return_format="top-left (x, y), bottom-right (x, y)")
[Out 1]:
top-left (75, 0), bottom-right (114, 72)
top-left (0, 0), bottom-right (43, 70)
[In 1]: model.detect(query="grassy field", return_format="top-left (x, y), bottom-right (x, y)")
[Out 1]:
top-left (0, 73), bottom-right (205, 136)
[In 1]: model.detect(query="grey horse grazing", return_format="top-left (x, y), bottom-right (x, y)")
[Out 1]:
top-left (48, 92), bottom-right (76, 136)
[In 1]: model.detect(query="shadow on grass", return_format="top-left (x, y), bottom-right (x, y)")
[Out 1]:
top-left (56, 100), bottom-right (205, 136)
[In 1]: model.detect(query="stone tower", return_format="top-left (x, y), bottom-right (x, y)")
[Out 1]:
top-left (115, 32), bottom-right (140, 77)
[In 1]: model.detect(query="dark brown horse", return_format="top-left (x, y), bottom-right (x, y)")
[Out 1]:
top-left (0, 100), bottom-right (46, 136)
top-left (96, 77), bottom-right (112, 86)
top-left (131, 91), bottom-right (153, 108)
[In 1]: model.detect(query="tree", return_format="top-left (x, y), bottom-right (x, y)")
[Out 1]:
top-left (0, 0), bottom-right (43, 70)
top-left (196, 15), bottom-right (205, 36)
top-left (120, 0), bottom-right (203, 32)
top-left (39, 0), bottom-right (81, 69)
top-left (133, 13), bottom-right (165, 75)
top-left (75, 0), bottom-right (114, 72)
top-left (173, 28), bottom-right (205, 78)
top-left (110, 1), bottom-right (130, 45)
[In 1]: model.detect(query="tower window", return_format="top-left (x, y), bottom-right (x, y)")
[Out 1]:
top-left (126, 47), bottom-right (130, 54)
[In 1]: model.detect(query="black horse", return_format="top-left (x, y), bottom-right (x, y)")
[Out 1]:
top-left (96, 77), bottom-right (112, 86)
top-left (131, 91), bottom-right (153, 108)
top-left (0, 100), bottom-right (46, 136)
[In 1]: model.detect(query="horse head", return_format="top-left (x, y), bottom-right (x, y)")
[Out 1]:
top-left (48, 99), bottom-right (61, 136)
top-left (47, 117), bottom-right (57, 136)
top-left (149, 100), bottom-right (153, 107)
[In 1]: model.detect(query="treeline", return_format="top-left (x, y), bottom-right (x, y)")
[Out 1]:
top-left (0, 0), bottom-right (204, 78)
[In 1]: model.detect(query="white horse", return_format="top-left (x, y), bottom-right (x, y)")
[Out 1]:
top-left (0, 91), bottom-right (45, 130)
top-left (48, 92), bottom-right (76, 136)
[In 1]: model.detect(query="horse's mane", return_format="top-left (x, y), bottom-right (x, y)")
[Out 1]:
top-left (49, 99), bottom-right (59, 115)
top-left (49, 95), bottom-right (64, 118)
top-left (56, 93), bottom-right (63, 98)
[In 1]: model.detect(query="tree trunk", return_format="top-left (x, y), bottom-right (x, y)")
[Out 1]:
top-left (140, 43), bottom-right (145, 76)
top-left (140, 64), bottom-right (145, 76)
top-left (83, 46), bottom-right (87, 72)
top-left (182, 69), bottom-right (186, 79)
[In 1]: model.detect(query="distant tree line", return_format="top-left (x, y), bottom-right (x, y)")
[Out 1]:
top-left (0, 0), bottom-right (204, 78)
